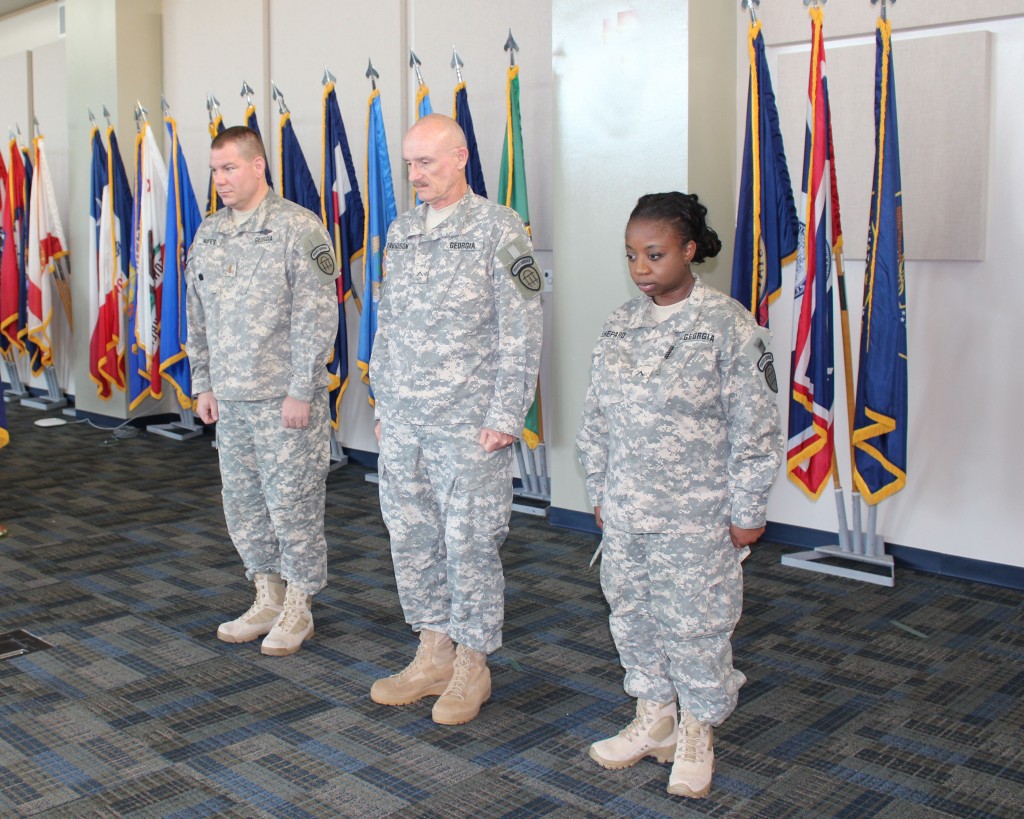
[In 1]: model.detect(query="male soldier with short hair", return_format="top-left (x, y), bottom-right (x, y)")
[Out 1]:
top-left (369, 114), bottom-right (543, 724)
top-left (186, 126), bottom-right (338, 656)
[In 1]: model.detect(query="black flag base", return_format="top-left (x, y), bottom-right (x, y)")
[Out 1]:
top-left (19, 366), bottom-right (67, 411)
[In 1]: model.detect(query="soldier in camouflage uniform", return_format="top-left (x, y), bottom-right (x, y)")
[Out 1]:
top-left (186, 126), bottom-right (339, 658)
top-left (369, 114), bottom-right (543, 725)
top-left (576, 192), bottom-right (783, 798)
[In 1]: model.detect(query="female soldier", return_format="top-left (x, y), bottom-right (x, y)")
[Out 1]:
top-left (576, 192), bottom-right (783, 798)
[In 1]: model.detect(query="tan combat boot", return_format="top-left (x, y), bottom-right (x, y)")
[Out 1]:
top-left (431, 644), bottom-right (491, 725)
top-left (216, 573), bottom-right (285, 643)
top-left (589, 699), bottom-right (678, 769)
top-left (667, 711), bottom-right (714, 798)
top-left (371, 630), bottom-right (456, 705)
top-left (260, 584), bottom-right (314, 657)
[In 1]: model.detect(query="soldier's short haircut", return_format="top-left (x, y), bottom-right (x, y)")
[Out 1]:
top-left (629, 191), bottom-right (723, 265)
top-left (211, 125), bottom-right (268, 164)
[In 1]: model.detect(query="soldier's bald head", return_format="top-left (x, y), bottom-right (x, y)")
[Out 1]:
top-left (406, 114), bottom-right (467, 152)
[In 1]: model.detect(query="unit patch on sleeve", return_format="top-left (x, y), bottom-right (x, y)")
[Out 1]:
top-left (496, 235), bottom-right (543, 300)
top-left (741, 327), bottom-right (778, 393)
top-left (299, 230), bottom-right (338, 284)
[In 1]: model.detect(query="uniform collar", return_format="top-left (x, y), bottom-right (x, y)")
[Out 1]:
top-left (630, 274), bottom-right (707, 330)
top-left (216, 189), bottom-right (279, 234)
top-left (405, 187), bottom-right (477, 238)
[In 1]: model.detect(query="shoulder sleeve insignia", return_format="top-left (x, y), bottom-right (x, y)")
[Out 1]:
top-left (299, 229), bottom-right (338, 284)
top-left (741, 326), bottom-right (778, 393)
top-left (496, 234), bottom-right (543, 300)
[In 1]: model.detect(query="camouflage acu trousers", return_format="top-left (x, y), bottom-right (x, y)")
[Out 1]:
top-left (600, 525), bottom-right (746, 726)
top-left (378, 420), bottom-right (513, 654)
top-left (216, 393), bottom-right (330, 596)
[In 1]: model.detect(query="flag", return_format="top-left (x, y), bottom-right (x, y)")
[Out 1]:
top-left (279, 111), bottom-right (319, 215)
top-left (787, 6), bottom-right (838, 500)
top-left (453, 81), bottom-right (487, 198)
top-left (321, 81), bottom-right (364, 425)
top-left (159, 115), bottom-right (202, 409)
top-left (416, 80), bottom-right (432, 121)
top-left (498, 64), bottom-right (541, 448)
top-left (245, 103), bottom-right (274, 188)
top-left (88, 125), bottom-right (115, 397)
top-left (0, 377), bottom-right (6, 448)
top-left (0, 141), bottom-right (22, 353)
top-left (413, 79), bottom-right (432, 206)
top-left (103, 127), bottom-right (133, 393)
top-left (127, 121), bottom-right (167, 410)
top-left (16, 143), bottom-right (34, 360)
top-left (206, 111), bottom-right (224, 215)
top-left (853, 18), bottom-right (907, 505)
top-left (25, 135), bottom-right (71, 376)
top-left (356, 87), bottom-right (397, 404)
top-left (731, 19), bottom-right (800, 328)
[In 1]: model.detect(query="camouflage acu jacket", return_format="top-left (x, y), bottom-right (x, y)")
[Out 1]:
top-left (185, 191), bottom-right (338, 402)
top-left (576, 276), bottom-right (783, 534)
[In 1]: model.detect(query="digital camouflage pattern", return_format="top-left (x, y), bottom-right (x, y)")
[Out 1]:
top-left (186, 190), bottom-right (338, 402)
top-left (217, 394), bottom-right (330, 596)
top-left (576, 276), bottom-right (783, 726)
top-left (371, 190), bottom-right (542, 655)
top-left (576, 276), bottom-right (782, 534)
top-left (600, 525), bottom-right (746, 725)
top-left (370, 189), bottom-right (542, 434)
top-left (186, 190), bottom-right (338, 595)
top-left (378, 420), bottom-right (513, 654)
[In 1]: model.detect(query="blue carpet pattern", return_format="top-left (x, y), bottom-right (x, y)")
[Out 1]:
top-left (0, 403), bottom-right (1022, 817)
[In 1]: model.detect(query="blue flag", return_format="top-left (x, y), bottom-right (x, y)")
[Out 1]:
top-left (453, 82), bottom-right (487, 198)
top-left (245, 104), bottom-right (274, 188)
top-left (731, 20), bottom-right (799, 328)
top-left (853, 18), bottom-right (907, 504)
top-left (416, 82), bottom-right (432, 121)
top-left (279, 113), bottom-right (319, 216)
top-left (413, 81), bottom-right (432, 206)
top-left (206, 112), bottom-right (224, 215)
top-left (321, 82), bottom-right (365, 428)
top-left (159, 116), bottom-right (203, 409)
top-left (357, 88), bottom-right (397, 404)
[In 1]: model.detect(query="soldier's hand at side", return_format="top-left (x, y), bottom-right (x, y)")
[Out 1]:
top-left (281, 396), bottom-right (312, 429)
top-left (730, 523), bottom-right (765, 549)
top-left (594, 506), bottom-right (604, 530)
top-left (374, 420), bottom-right (381, 443)
top-left (479, 427), bottom-right (514, 452)
top-left (195, 392), bottom-right (218, 424)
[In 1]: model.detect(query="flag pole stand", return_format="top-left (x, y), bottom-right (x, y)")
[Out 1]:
top-left (19, 366), bottom-right (67, 411)
top-left (147, 406), bottom-right (204, 441)
top-left (781, 494), bottom-right (895, 586)
top-left (512, 440), bottom-right (549, 517)
top-left (2, 357), bottom-right (29, 401)
top-left (329, 435), bottom-right (348, 470)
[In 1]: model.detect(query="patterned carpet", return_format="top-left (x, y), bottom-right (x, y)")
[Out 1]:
top-left (0, 401), bottom-right (1022, 818)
